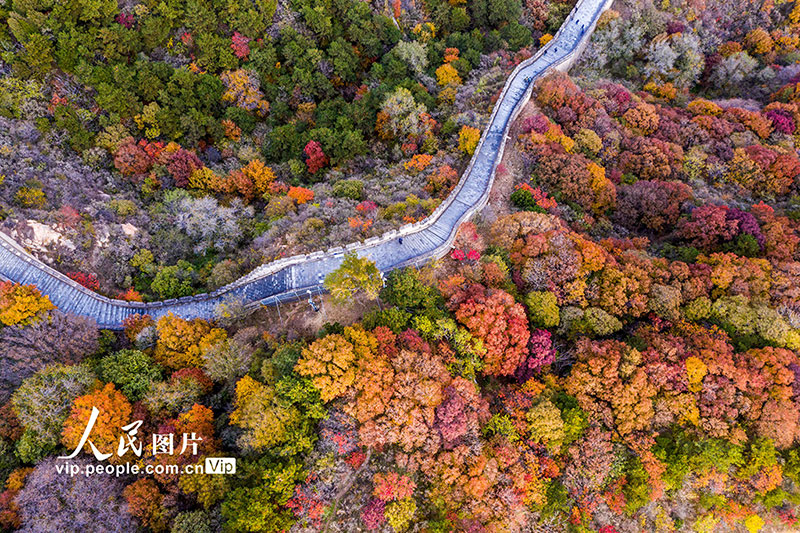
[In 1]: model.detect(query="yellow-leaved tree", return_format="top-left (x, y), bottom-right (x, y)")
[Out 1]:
top-left (0, 282), bottom-right (54, 327)
top-left (323, 253), bottom-right (383, 305)
top-left (294, 333), bottom-right (356, 402)
top-left (229, 375), bottom-right (308, 453)
top-left (458, 126), bottom-right (480, 156)
top-left (154, 313), bottom-right (227, 370)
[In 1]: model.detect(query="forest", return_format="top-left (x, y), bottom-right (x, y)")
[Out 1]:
top-left (3, 0), bottom-right (800, 532)
top-left (0, 0), bottom-right (558, 300)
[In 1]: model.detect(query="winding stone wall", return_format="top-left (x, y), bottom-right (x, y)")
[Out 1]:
top-left (0, 0), bottom-right (614, 329)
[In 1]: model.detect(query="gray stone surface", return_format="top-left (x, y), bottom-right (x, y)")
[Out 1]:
top-left (0, 0), bottom-right (612, 329)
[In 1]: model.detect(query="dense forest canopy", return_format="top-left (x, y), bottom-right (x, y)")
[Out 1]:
top-left (0, 0), bottom-right (566, 302)
top-left (2, 0), bottom-right (800, 532)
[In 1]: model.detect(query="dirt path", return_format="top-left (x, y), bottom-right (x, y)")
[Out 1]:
top-left (486, 99), bottom-right (540, 220)
top-left (255, 292), bottom-right (380, 340)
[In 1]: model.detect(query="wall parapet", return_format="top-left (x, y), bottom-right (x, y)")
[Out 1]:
top-left (0, 0), bottom-right (613, 327)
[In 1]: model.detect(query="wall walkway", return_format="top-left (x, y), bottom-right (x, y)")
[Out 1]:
top-left (0, 0), bottom-right (614, 328)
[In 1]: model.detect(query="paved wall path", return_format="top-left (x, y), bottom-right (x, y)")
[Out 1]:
top-left (0, 0), bottom-right (613, 329)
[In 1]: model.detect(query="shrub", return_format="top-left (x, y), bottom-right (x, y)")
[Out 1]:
top-left (287, 186), bottom-right (314, 205)
top-left (13, 187), bottom-right (46, 209)
top-left (332, 179), bottom-right (364, 200)
top-left (66, 272), bottom-right (99, 291)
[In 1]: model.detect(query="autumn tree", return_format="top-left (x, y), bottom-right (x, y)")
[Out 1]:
top-left (98, 350), bottom-right (162, 401)
top-left (123, 479), bottom-right (168, 532)
top-left (175, 403), bottom-right (219, 454)
top-left (154, 313), bottom-right (227, 370)
top-left (166, 148), bottom-right (202, 188)
top-left (376, 87), bottom-right (431, 144)
top-left (0, 468), bottom-right (29, 530)
top-left (436, 63), bottom-right (461, 87)
top-left (287, 186), bottom-right (314, 204)
top-left (294, 333), bottom-right (356, 402)
top-left (532, 151), bottom-right (598, 210)
top-left (458, 125), bottom-right (480, 156)
top-left (15, 458), bottom-right (134, 532)
top-left (516, 329), bottom-right (557, 381)
top-left (452, 284), bottom-right (529, 377)
top-left (380, 267), bottom-right (442, 316)
top-left (0, 311), bottom-right (98, 403)
top-left (615, 180), bottom-right (691, 233)
top-left (178, 462), bottom-right (231, 510)
top-left (622, 103), bottom-right (659, 135)
top-left (303, 140), bottom-right (328, 174)
top-left (618, 136), bottom-right (682, 182)
top-left (526, 397), bottom-right (567, 453)
top-left (562, 426), bottom-right (616, 506)
top-left (426, 164), bottom-right (459, 197)
top-left (524, 290), bottom-right (560, 328)
top-left (61, 383), bottom-right (133, 461)
top-left (0, 282), bottom-right (53, 327)
top-left (11, 364), bottom-right (95, 461)
top-left (220, 69), bottom-right (269, 116)
top-left (324, 253), bottom-right (383, 304)
top-left (225, 159), bottom-right (277, 201)
top-left (202, 337), bottom-right (254, 387)
top-left (347, 328), bottom-right (490, 454)
top-left (744, 28), bottom-right (774, 55)
top-left (113, 138), bottom-right (152, 177)
top-left (737, 347), bottom-right (800, 449)
top-left (143, 369), bottom-right (211, 418)
top-left (565, 339), bottom-right (656, 436)
top-left (221, 458), bottom-right (304, 532)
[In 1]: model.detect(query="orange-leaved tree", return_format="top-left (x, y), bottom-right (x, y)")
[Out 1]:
top-left (61, 383), bottom-right (132, 461)
top-left (174, 403), bottom-right (218, 454)
top-left (154, 313), bottom-right (227, 370)
top-left (123, 479), bottom-right (167, 532)
top-left (565, 339), bottom-right (656, 436)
